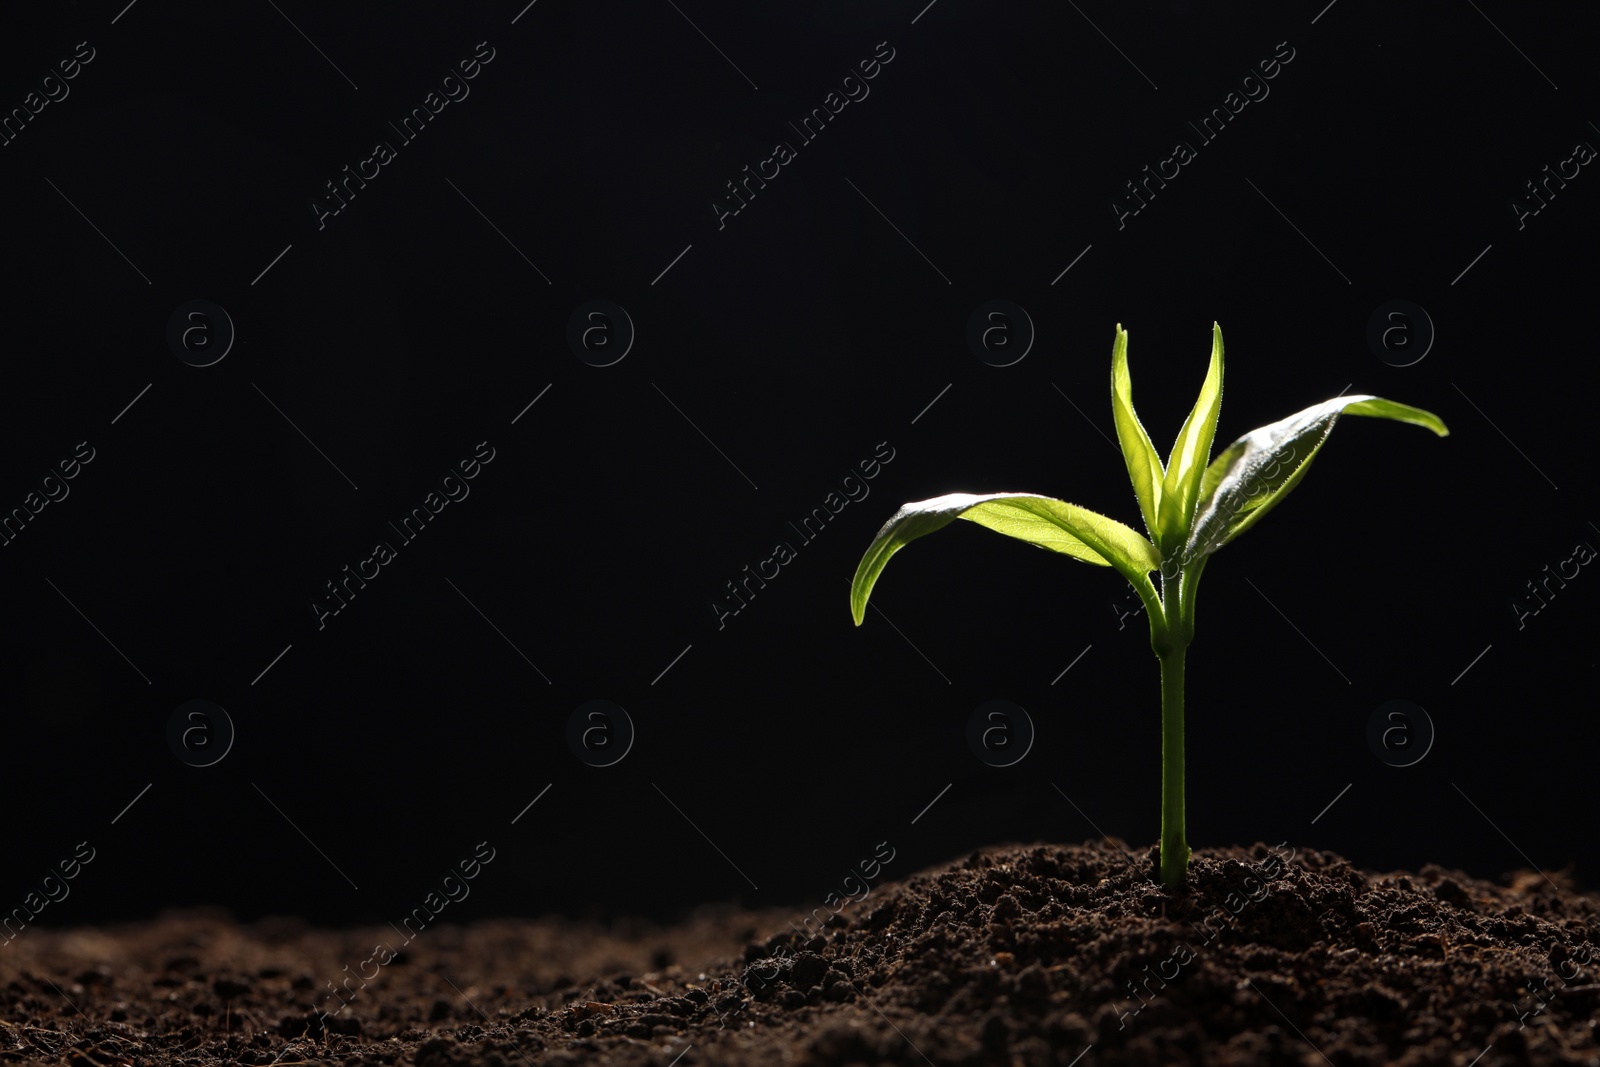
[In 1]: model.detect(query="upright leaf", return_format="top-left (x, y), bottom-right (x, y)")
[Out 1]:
top-left (850, 491), bottom-right (1161, 625)
top-left (1183, 394), bottom-right (1448, 563)
top-left (1156, 322), bottom-right (1225, 554)
top-left (1110, 326), bottom-right (1165, 541)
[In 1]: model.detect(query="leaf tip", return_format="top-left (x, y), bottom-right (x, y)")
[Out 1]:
top-left (849, 574), bottom-right (870, 626)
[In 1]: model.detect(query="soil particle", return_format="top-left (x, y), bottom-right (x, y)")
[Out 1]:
top-left (4, 841), bottom-right (1598, 1064)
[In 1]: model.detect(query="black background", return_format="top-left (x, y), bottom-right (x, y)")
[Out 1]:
top-left (0, 0), bottom-right (1594, 932)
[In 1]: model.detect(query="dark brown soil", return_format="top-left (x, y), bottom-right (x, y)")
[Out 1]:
top-left (4, 840), bottom-right (1597, 1066)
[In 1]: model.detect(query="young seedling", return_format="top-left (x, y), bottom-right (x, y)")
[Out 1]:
top-left (849, 323), bottom-right (1448, 888)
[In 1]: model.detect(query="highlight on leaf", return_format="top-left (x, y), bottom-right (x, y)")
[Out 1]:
top-left (1110, 325), bottom-right (1166, 542)
top-left (1183, 393), bottom-right (1449, 564)
top-left (849, 321), bottom-right (1448, 888)
top-left (849, 492), bottom-right (1160, 627)
top-left (1156, 322), bottom-right (1224, 555)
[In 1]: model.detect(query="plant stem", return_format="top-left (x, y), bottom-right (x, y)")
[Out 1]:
top-left (1158, 643), bottom-right (1190, 887)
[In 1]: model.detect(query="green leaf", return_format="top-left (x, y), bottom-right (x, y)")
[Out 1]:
top-left (1110, 325), bottom-right (1166, 542)
top-left (850, 491), bottom-right (1161, 625)
top-left (1183, 394), bottom-right (1449, 563)
top-left (1155, 322), bottom-right (1225, 555)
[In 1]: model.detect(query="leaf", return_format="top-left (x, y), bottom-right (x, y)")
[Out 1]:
top-left (1110, 325), bottom-right (1166, 542)
top-left (1183, 394), bottom-right (1449, 563)
top-left (850, 492), bottom-right (1161, 625)
top-left (1155, 322), bottom-right (1225, 554)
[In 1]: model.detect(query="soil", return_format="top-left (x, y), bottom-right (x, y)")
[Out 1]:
top-left (3, 840), bottom-right (1597, 1066)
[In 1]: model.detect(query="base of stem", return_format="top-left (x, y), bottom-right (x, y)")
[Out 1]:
top-left (1159, 840), bottom-right (1190, 888)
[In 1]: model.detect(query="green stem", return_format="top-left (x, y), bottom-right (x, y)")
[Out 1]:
top-left (1147, 555), bottom-right (1205, 887)
top-left (1158, 643), bottom-right (1189, 887)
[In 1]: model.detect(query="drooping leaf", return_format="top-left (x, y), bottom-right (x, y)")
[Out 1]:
top-left (1155, 322), bottom-right (1224, 554)
top-left (850, 492), bottom-right (1161, 625)
top-left (1183, 394), bottom-right (1449, 563)
top-left (1109, 326), bottom-right (1165, 542)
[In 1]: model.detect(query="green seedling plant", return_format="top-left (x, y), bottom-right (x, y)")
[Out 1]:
top-left (849, 323), bottom-right (1448, 888)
